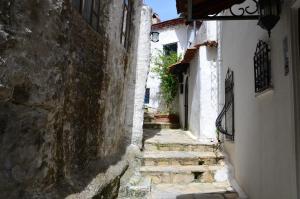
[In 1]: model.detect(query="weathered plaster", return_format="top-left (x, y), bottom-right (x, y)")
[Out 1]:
top-left (131, 5), bottom-right (152, 148)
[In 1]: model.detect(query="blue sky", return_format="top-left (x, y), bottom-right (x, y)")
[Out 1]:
top-left (144, 0), bottom-right (178, 21)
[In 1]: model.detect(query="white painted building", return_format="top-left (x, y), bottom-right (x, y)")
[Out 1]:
top-left (146, 16), bottom-right (219, 141)
top-left (146, 18), bottom-right (188, 113)
top-left (167, 20), bottom-right (219, 140)
top-left (219, 1), bottom-right (299, 198)
top-left (175, 0), bottom-right (300, 198)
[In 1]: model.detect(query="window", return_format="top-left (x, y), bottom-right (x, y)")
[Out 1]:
top-left (163, 43), bottom-right (178, 56)
top-left (72, 0), bottom-right (101, 32)
top-left (91, 0), bottom-right (100, 30)
top-left (121, 0), bottom-right (131, 48)
top-left (144, 88), bottom-right (150, 104)
top-left (72, 0), bottom-right (81, 11)
top-left (254, 40), bottom-right (271, 93)
top-left (82, 0), bottom-right (92, 23)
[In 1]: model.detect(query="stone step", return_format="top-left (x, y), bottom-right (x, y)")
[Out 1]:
top-left (150, 182), bottom-right (238, 199)
top-left (143, 112), bottom-right (155, 122)
top-left (143, 117), bottom-right (153, 122)
top-left (143, 151), bottom-right (224, 166)
top-left (143, 122), bottom-right (180, 129)
top-left (140, 165), bottom-right (226, 184)
top-left (144, 142), bottom-right (216, 152)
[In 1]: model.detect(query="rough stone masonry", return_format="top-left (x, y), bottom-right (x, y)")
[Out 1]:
top-left (0, 0), bottom-right (149, 198)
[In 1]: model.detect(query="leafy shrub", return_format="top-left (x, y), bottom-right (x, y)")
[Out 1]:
top-left (152, 51), bottom-right (181, 112)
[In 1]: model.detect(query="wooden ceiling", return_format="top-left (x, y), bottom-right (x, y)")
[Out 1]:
top-left (176, 0), bottom-right (246, 18)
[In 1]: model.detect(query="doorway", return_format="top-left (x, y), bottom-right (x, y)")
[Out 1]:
top-left (184, 76), bottom-right (189, 130)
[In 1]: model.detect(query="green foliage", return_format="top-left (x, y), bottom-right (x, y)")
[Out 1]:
top-left (152, 51), bottom-right (182, 112)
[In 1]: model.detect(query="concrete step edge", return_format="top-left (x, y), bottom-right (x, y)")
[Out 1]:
top-left (140, 165), bottom-right (224, 173)
top-left (143, 151), bottom-right (224, 159)
top-left (144, 141), bottom-right (217, 147)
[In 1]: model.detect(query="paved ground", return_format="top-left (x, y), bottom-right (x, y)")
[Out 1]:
top-left (143, 129), bottom-right (217, 145)
top-left (150, 183), bottom-right (238, 199)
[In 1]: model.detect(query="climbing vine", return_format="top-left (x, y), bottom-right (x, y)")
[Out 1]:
top-left (152, 50), bottom-right (181, 112)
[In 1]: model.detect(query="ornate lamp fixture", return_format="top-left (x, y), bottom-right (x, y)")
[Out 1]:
top-left (258, 0), bottom-right (281, 36)
top-left (181, 0), bottom-right (281, 36)
top-left (150, 32), bottom-right (160, 43)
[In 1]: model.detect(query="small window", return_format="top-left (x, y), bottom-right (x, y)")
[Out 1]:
top-left (254, 40), bottom-right (271, 93)
top-left (144, 88), bottom-right (150, 104)
top-left (163, 43), bottom-right (178, 56)
top-left (82, 0), bottom-right (92, 22)
top-left (72, 0), bottom-right (81, 11)
top-left (121, 0), bottom-right (131, 49)
top-left (72, 0), bottom-right (101, 32)
top-left (91, 0), bottom-right (100, 30)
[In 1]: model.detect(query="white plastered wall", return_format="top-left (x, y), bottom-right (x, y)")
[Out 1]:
top-left (220, 1), bottom-right (298, 198)
top-left (178, 21), bottom-right (218, 140)
top-left (131, 5), bottom-right (152, 148)
top-left (147, 24), bottom-right (188, 113)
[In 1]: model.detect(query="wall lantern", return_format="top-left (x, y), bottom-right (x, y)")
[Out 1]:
top-left (185, 0), bottom-right (281, 37)
top-left (257, 0), bottom-right (281, 36)
top-left (150, 31), bottom-right (159, 43)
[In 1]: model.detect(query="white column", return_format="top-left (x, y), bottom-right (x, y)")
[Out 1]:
top-left (131, 5), bottom-right (152, 148)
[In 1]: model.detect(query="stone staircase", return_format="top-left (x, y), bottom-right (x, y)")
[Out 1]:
top-left (142, 112), bottom-right (180, 129)
top-left (120, 119), bottom-right (238, 198)
top-left (142, 129), bottom-right (238, 199)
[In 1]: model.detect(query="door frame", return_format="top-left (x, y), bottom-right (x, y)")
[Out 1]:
top-left (184, 76), bottom-right (189, 130)
top-left (291, 1), bottom-right (300, 197)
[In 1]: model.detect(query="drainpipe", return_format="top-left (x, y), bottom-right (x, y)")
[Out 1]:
top-left (217, 21), bottom-right (223, 116)
top-left (193, 20), bottom-right (197, 44)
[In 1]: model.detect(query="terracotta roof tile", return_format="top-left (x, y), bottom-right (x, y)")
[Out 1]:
top-left (169, 41), bottom-right (218, 74)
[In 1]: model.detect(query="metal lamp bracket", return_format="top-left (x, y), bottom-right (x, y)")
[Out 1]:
top-left (191, 0), bottom-right (260, 21)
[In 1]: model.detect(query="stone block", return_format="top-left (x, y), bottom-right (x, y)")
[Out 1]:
top-left (160, 173), bottom-right (171, 183)
top-left (150, 175), bottom-right (161, 184)
top-left (158, 145), bottom-right (170, 151)
top-left (144, 160), bottom-right (156, 166)
top-left (182, 160), bottom-right (198, 165)
top-left (144, 144), bottom-right (157, 151)
top-left (171, 160), bottom-right (181, 165)
top-left (200, 171), bottom-right (214, 183)
top-left (157, 160), bottom-right (169, 166)
top-left (172, 146), bottom-right (183, 151)
top-left (172, 173), bottom-right (194, 184)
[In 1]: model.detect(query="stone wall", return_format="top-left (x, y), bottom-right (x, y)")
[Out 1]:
top-left (0, 0), bottom-right (143, 198)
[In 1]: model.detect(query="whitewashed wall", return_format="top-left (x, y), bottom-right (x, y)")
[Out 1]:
top-left (147, 23), bottom-right (188, 112)
top-left (178, 21), bottom-right (218, 140)
top-left (220, 1), bottom-right (298, 198)
top-left (131, 5), bottom-right (151, 148)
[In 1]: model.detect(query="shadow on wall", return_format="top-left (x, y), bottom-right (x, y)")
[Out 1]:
top-left (186, 53), bottom-right (200, 134)
top-left (142, 128), bottom-right (161, 149)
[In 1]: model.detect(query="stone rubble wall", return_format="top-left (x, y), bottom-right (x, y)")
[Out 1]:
top-left (0, 0), bottom-right (144, 198)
